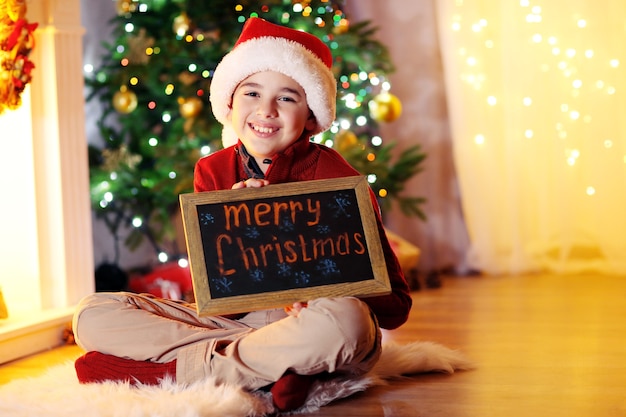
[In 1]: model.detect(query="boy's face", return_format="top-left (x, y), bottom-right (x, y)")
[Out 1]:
top-left (228, 71), bottom-right (316, 162)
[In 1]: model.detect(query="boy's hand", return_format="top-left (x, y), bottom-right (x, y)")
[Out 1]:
top-left (284, 302), bottom-right (308, 317)
top-left (232, 178), bottom-right (270, 189)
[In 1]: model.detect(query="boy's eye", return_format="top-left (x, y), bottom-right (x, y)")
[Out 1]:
top-left (278, 96), bottom-right (296, 102)
top-left (244, 91), bottom-right (260, 97)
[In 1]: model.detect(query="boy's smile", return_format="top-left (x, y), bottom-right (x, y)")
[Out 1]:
top-left (228, 71), bottom-right (317, 172)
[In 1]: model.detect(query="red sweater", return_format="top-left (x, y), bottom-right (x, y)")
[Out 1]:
top-left (194, 138), bottom-right (412, 330)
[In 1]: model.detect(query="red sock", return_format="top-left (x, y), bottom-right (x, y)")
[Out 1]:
top-left (75, 351), bottom-right (177, 385)
top-left (270, 372), bottom-right (314, 412)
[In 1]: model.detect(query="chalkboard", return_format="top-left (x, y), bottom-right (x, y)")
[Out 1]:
top-left (179, 176), bottom-right (391, 316)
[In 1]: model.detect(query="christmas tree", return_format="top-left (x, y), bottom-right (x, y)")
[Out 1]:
top-left (87, 0), bottom-right (426, 264)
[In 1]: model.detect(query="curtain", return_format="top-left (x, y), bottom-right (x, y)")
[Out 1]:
top-left (436, 1), bottom-right (626, 274)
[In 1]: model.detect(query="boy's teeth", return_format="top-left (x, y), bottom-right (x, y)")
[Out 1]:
top-left (253, 125), bottom-right (275, 133)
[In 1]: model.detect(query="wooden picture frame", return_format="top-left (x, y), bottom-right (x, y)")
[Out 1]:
top-left (179, 176), bottom-right (391, 316)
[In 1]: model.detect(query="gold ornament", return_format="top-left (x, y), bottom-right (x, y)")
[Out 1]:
top-left (334, 130), bottom-right (359, 153)
top-left (178, 71), bottom-right (199, 86)
top-left (179, 96), bottom-right (203, 119)
top-left (116, 0), bottom-right (137, 15)
top-left (127, 28), bottom-right (154, 65)
top-left (173, 12), bottom-right (191, 36)
top-left (102, 144), bottom-right (142, 171)
top-left (369, 92), bottom-right (402, 123)
top-left (112, 86), bottom-right (138, 114)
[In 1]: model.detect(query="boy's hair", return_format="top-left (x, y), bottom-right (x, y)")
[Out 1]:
top-left (210, 17), bottom-right (336, 147)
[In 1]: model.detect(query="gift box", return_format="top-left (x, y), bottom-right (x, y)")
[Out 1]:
top-left (128, 261), bottom-right (194, 301)
top-left (385, 228), bottom-right (420, 275)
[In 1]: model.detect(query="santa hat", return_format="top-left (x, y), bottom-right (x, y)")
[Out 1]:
top-left (210, 17), bottom-right (337, 147)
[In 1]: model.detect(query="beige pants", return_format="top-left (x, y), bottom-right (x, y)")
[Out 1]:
top-left (73, 293), bottom-right (381, 389)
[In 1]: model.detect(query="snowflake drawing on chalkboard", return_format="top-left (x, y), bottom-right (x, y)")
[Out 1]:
top-left (249, 268), bottom-right (264, 283)
top-left (199, 212), bottom-right (215, 226)
top-left (330, 193), bottom-right (352, 218)
top-left (316, 258), bottom-right (340, 276)
top-left (277, 263), bottom-right (292, 277)
top-left (244, 227), bottom-right (261, 239)
top-left (316, 224), bottom-right (331, 234)
top-left (293, 270), bottom-right (311, 286)
top-left (212, 276), bottom-right (233, 294)
top-left (280, 216), bottom-right (295, 232)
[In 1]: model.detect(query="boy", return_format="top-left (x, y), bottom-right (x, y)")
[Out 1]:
top-left (73, 17), bottom-right (412, 412)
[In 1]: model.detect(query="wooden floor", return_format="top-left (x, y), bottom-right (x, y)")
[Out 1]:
top-left (1, 273), bottom-right (625, 416)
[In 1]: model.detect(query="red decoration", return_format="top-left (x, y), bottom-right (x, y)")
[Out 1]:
top-left (1, 1), bottom-right (38, 114)
top-left (128, 261), bottom-right (194, 301)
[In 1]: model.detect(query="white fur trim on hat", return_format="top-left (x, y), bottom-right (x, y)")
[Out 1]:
top-left (220, 125), bottom-right (239, 148)
top-left (210, 36), bottom-right (336, 148)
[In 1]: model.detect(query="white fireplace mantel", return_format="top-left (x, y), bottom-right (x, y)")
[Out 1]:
top-left (0, 0), bottom-right (94, 364)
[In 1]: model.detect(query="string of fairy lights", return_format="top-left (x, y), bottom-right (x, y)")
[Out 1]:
top-left (448, 0), bottom-right (623, 199)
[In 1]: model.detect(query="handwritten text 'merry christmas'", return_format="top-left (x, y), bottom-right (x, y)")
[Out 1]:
top-left (216, 197), bottom-right (366, 276)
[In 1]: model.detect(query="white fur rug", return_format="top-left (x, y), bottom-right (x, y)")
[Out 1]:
top-left (0, 341), bottom-right (473, 417)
